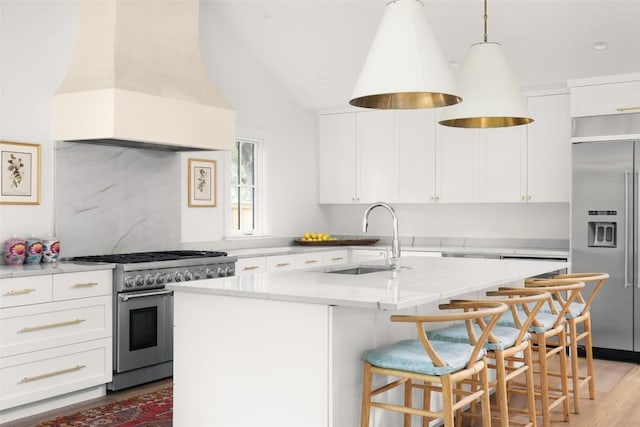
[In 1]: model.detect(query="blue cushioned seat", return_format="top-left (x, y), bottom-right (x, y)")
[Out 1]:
top-left (428, 324), bottom-right (530, 351)
top-left (497, 310), bottom-right (558, 333)
top-left (364, 339), bottom-right (486, 376)
top-left (545, 301), bottom-right (586, 319)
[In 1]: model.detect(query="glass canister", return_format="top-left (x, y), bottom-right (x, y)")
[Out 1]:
top-left (42, 237), bottom-right (61, 263)
top-left (25, 237), bottom-right (44, 264)
top-left (3, 238), bottom-right (27, 265)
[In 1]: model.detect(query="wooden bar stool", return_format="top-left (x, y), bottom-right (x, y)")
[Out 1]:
top-left (360, 301), bottom-right (507, 427)
top-left (525, 272), bottom-right (609, 413)
top-left (428, 290), bottom-right (550, 427)
top-left (499, 282), bottom-right (585, 427)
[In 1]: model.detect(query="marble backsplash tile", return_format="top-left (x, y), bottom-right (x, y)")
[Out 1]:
top-left (55, 142), bottom-right (181, 257)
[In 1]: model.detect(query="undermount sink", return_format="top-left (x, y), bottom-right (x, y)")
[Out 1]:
top-left (327, 265), bottom-right (393, 275)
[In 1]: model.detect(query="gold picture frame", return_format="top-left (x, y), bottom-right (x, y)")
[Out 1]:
top-left (0, 141), bottom-right (41, 205)
top-left (188, 158), bottom-right (217, 207)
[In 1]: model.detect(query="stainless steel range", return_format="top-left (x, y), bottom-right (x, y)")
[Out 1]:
top-left (69, 250), bottom-right (236, 391)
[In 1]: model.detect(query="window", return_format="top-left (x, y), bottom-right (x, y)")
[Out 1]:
top-left (230, 138), bottom-right (260, 234)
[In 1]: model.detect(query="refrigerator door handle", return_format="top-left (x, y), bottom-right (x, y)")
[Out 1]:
top-left (625, 171), bottom-right (631, 288)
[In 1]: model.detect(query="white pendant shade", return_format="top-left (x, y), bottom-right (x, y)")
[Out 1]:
top-left (349, 0), bottom-right (461, 109)
top-left (439, 42), bottom-right (533, 128)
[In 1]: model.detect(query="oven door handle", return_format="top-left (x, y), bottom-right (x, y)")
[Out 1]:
top-left (119, 290), bottom-right (174, 301)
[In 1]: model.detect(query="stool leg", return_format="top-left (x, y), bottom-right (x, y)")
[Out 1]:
top-left (404, 379), bottom-right (412, 427)
top-left (568, 319), bottom-right (581, 413)
top-left (585, 315), bottom-right (596, 400)
top-left (480, 362), bottom-right (492, 427)
top-left (559, 329), bottom-right (571, 421)
top-left (537, 334), bottom-right (551, 427)
top-left (442, 376), bottom-right (455, 427)
top-left (524, 343), bottom-right (538, 427)
top-left (494, 351), bottom-right (510, 427)
top-left (422, 381), bottom-right (431, 427)
top-left (360, 363), bottom-right (372, 427)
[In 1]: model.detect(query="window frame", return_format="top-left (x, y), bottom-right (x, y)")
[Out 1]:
top-left (226, 129), bottom-right (266, 237)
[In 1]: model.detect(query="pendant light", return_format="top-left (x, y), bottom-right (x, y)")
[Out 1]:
top-left (438, 0), bottom-right (533, 128)
top-left (349, 0), bottom-right (461, 110)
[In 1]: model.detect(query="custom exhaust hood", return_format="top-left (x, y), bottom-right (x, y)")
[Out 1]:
top-left (53, 0), bottom-right (235, 151)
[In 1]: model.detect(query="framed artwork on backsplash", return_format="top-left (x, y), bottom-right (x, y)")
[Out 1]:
top-left (0, 140), bottom-right (41, 205)
top-left (188, 158), bottom-right (217, 208)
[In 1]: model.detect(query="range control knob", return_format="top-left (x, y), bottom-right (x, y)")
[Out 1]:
top-left (216, 267), bottom-right (226, 277)
top-left (174, 272), bottom-right (183, 282)
top-left (135, 275), bottom-right (145, 287)
top-left (145, 274), bottom-right (155, 285)
top-left (205, 268), bottom-right (216, 278)
top-left (193, 271), bottom-right (201, 280)
top-left (224, 266), bottom-right (234, 277)
top-left (184, 271), bottom-right (194, 281)
top-left (124, 277), bottom-right (135, 288)
top-left (155, 273), bottom-right (166, 284)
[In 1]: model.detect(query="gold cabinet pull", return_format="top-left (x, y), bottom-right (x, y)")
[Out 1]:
top-left (72, 282), bottom-right (98, 288)
top-left (305, 260), bottom-right (319, 264)
top-left (4, 288), bottom-right (36, 296)
top-left (616, 106), bottom-right (640, 112)
top-left (19, 319), bottom-right (86, 333)
top-left (243, 266), bottom-right (260, 271)
top-left (19, 365), bottom-right (86, 384)
top-left (276, 262), bottom-right (291, 267)
top-left (331, 257), bottom-right (344, 261)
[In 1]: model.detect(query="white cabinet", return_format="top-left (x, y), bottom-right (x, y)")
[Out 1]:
top-left (295, 252), bottom-right (324, 270)
top-left (236, 256), bottom-right (267, 275)
top-left (266, 255), bottom-right (297, 272)
top-left (351, 248), bottom-right (389, 263)
top-left (436, 125), bottom-right (480, 203)
top-left (318, 113), bottom-right (357, 203)
top-left (525, 93), bottom-right (571, 202)
top-left (322, 250), bottom-right (349, 267)
top-left (569, 73), bottom-right (640, 117)
top-left (478, 126), bottom-right (527, 202)
top-left (318, 111), bottom-right (395, 204)
top-left (0, 269), bottom-right (112, 417)
top-left (396, 110), bottom-right (437, 203)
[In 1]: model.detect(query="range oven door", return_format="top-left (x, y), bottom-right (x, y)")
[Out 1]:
top-left (115, 289), bottom-right (173, 373)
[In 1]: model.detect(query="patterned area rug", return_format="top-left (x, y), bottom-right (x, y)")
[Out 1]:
top-left (37, 386), bottom-right (172, 427)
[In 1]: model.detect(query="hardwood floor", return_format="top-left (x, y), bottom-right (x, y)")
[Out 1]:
top-left (1, 358), bottom-right (638, 426)
top-left (0, 378), bottom-right (173, 427)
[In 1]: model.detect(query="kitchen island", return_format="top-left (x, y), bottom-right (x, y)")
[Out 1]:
top-left (168, 256), bottom-right (568, 427)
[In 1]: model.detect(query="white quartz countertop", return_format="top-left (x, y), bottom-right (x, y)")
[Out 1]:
top-left (0, 261), bottom-right (115, 279)
top-left (167, 256), bottom-right (569, 310)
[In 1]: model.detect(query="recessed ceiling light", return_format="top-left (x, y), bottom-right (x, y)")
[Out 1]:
top-left (592, 41), bottom-right (609, 51)
top-left (449, 60), bottom-right (462, 69)
top-left (262, 13), bottom-right (273, 24)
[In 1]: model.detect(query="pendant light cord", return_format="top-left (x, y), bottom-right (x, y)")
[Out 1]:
top-left (483, 0), bottom-right (488, 42)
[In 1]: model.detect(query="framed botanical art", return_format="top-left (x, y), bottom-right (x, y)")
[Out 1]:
top-left (0, 141), bottom-right (41, 205)
top-left (188, 158), bottom-right (217, 207)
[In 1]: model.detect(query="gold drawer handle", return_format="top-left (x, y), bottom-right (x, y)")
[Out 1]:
top-left (276, 263), bottom-right (291, 267)
top-left (616, 106), bottom-right (640, 112)
top-left (19, 365), bottom-right (86, 384)
top-left (73, 282), bottom-right (99, 288)
top-left (20, 319), bottom-right (86, 333)
top-left (4, 288), bottom-right (36, 296)
top-left (331, 257), bottom-right (344, 261)
top-left (243, 266), bottom-right (260, 271)
top-left (305, 260), bottom-right (319, 264)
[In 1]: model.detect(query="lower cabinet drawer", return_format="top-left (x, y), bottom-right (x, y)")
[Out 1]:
top-left (0, 338), bottom-right (113, 410)
top-left (0, 296), bottom-right (111, 358)
top-left (266, 255), bottom-right (296, 272)
top-left (53, 269), bottom-right (112, 301)
top-left (322, 250), bottom-right (349, 266)
top-left (0, 276), bottom-right (53, 309)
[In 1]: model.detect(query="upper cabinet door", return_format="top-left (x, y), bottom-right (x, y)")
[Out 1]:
top-left (396, 110), bottom-right (437, 203)
top-left (356, 110), bottom-right (397, 203)
top-left (318, 113), bottom-right (357, 203)
top-left (570, 78), bottom-right (640, 117)
top-left (479, 126), bottom-right (527, 202)
top-left (526, 93), bottom-right (571, 202)
top-left (435, 125), bottom-right (480, 203)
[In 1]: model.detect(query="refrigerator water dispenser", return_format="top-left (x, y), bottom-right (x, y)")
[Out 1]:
top-left (588, 222), bottom-right (617, 247)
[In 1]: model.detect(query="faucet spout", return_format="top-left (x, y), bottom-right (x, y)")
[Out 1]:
top-left (362, 202), bottom-right (400, 265)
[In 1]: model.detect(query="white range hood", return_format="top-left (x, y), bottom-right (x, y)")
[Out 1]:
top-left (53, 0), bottom-right (235, 151)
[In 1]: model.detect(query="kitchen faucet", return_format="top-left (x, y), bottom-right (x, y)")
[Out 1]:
top-left (362, 202), bottom-right (400, 266)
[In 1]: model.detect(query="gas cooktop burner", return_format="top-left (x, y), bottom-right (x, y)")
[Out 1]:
top-left (70, 250), bottom-right (228, 264)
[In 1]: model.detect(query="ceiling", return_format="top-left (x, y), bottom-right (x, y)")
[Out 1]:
top-left (203, 0), bottom-right (640, 111)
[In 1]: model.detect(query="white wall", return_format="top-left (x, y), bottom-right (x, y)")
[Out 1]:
top-left (0, 1), bottom-right (75, 242)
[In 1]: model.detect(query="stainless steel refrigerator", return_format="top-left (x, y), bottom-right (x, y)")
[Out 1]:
top-left (572, 139), bottom-right (639, 357)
